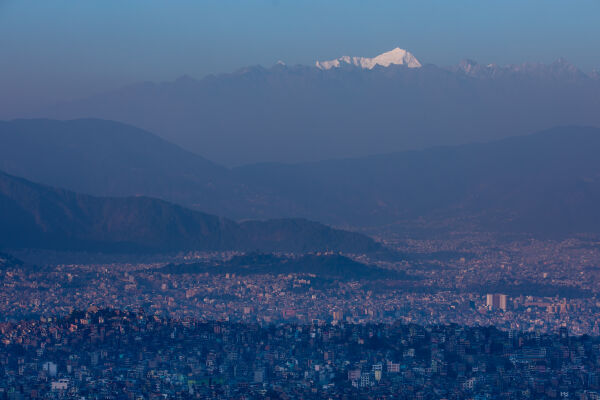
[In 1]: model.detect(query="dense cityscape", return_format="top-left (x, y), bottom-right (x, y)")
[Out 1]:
top-left (3, 236), bottom-right (600, 334)
top-left (3, 235), bottom-right (600, 398)
top-left (4, 308), bottom-right (600, 399)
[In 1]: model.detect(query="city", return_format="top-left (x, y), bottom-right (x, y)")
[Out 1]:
top-left (2, 1), bottom-right (600, 398)
top-left (3, 235), bottom-right (600, 334)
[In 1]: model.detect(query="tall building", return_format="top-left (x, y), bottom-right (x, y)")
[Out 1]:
top-left (332, 310), bottom-right (343, 321)
top-left (499, 294), bottom-right (507, 311)
top-left (486, 294), bottom-right (508, 311)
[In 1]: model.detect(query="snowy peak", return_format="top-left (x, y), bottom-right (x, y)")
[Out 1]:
top-left (369, 47), bottom-right (422, 69)
top-left (315, 47), bottom-right (422, 70)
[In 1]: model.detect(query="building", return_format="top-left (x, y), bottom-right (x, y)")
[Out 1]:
top-left (486, 294), bottom-right (508, 311)
top-left (42, 361), bottom-right (57, 377)
top-left (332, 310), bottom-right (343, 321)
top-left (387, 361), bottom-right (400, 373)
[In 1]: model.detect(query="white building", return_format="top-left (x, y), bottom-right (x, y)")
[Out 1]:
top-left (51, 379), bottom-right (69, 391)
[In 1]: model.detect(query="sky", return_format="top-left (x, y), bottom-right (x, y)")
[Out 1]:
top-left (1, 0), bottom-right (600, 115)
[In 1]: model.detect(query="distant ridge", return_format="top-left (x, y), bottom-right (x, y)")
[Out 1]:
top-left (453, 57), bottom-right (590, 80)
top-left (234, 126), bottom-right (600, 236)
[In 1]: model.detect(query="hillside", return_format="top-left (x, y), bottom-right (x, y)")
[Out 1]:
top-left (0, 118), bottom-right (271, 219)
top-left (235, 126), bottom-right (600, 236)
top-left (0, 171), bottom-right (381, 253)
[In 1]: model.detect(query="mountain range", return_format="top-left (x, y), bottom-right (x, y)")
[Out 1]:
top-left (0, 170), bottom-right (381, 253)
top-left (35, 48), bottom-right (600, 165)
top-left (2, 118), bottom-right (600, 238)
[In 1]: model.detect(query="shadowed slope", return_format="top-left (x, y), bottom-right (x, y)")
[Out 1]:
top-left (0, 171), bottom-right (381, 253)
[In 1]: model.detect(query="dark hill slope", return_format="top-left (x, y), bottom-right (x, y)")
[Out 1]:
top-left (0, 252), bottom-right (23, 269)
top-left (160, 253), bottom-right (409, 280)
top-left (0, 171), bottom-right (381, 253)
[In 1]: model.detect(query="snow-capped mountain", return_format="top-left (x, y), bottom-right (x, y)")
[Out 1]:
top-left (315, 47), bottom-right (422, 70)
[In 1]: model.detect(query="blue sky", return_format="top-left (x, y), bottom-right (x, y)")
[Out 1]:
top-left (1, 0), bottom-right (599, 113)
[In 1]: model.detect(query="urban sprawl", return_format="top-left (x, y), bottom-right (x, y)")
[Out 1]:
top-left (2, 236), bottom-right (600, 398)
